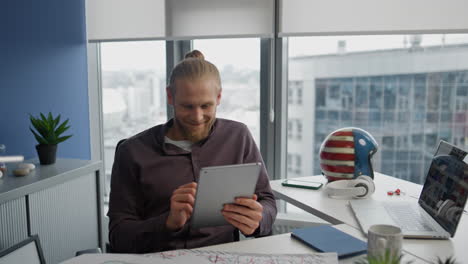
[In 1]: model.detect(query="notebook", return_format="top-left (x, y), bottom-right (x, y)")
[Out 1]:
top-left (291, 225), bottom-right (367, 259)
top-left (350, 140), bottom-right (468, 239)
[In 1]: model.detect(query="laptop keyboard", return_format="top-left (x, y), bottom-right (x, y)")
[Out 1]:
top-left (383, 203), bottom-right (435, 232)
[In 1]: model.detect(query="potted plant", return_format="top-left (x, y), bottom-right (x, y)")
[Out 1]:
top-left (29, 112), bottom-right (72, 165)
top-left (354, 251), bottom-right (404, 264)
top-left (435, 256), bottom-right (458, 264)
top-left (354, 253), bottom-right (458, 264)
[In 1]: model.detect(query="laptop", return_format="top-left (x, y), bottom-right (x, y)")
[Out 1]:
top-left (350, 140), bottom-right (468, 239)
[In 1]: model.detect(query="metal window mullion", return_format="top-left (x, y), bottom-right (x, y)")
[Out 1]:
top-left (260, 39), bottom-right (276, 179)
top-left (165, 40), bottom-right (192, 120)
top-left (272, 0), bottom-right (288, 181)
top-left (87, 43), bottom-right (104, 163)
top-left (437, 74), bottom-right (443, 141)
top-left (260, 37), bottom-right (288, 182)
top-left (86, 42), bottom-right (106, 251)
top-left (274, 38), bottom-right (288, 181)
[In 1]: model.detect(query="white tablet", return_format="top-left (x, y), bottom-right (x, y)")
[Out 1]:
top-left (190, 162), bottom-right (262, 229)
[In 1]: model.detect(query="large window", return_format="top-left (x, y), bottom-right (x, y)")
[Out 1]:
top-left (287, 34), bottom-right (468, 184)
top-left (193, 38), bottom-right (261, 144)
top-left (100, 41), bottom-right (167, 193)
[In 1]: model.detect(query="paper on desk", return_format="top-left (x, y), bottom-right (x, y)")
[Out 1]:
top-left (61, 249), bottom-right (338, 264)
top-left (147, 249), bottom-right (338, 264)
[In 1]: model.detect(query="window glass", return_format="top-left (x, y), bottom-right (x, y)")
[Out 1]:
top-left (100, 41), bottom-right (166, 196)
top-left (287, 34), bottom-right (468, 184)
top-left (193, 38), bottom-right (261, 144)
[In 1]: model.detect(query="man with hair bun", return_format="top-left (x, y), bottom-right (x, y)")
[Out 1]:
top-left (108, 50), bottom-right (277, 253)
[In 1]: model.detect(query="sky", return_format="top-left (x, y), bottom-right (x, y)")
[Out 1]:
top-left (100, 38), bottom-right (261, 72)
top-left (289, 34), bottom-right (468, 57)
top-left (101, 41), bottom-right (167, 72)
top-left (100, 34), bottom-right (468, 72)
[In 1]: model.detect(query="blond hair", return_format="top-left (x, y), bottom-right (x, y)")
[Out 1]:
top-left (168, 50), bottom-right (221, 95)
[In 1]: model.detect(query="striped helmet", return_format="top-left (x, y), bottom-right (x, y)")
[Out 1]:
top-left (319, 127), bottom-right (378, 182)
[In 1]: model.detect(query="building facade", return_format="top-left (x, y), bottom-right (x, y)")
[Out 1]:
top-left (288, 44), bottom-right (468, 184)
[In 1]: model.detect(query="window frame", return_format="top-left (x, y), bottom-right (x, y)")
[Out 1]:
top-left (87, 7), bottom-right (468, 188)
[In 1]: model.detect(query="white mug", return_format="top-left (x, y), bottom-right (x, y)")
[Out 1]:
top-left (367, 224), bottom-right (403, 261)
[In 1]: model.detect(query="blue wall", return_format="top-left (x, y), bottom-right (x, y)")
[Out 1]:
top-left (0, 0), bottom-right (90, 160)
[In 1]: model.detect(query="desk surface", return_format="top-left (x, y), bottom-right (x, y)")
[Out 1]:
top-left (62, 224), bottom-right (425, 264)
top-left (270, 173), bottom-right (468, 263)
top-left (0, 159), bottom-right (102, 204)
top-left (201, 224), bottom-right (425, 264)
top-left (270, 173), bottom-right (424, 226)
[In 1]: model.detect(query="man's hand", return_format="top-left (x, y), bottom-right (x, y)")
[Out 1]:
top-left (221, 194), bottom-right (263, 235)
top-left (166, 182), bottom-right (197, 231)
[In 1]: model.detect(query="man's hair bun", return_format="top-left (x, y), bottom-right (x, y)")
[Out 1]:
top-left (184, 50), bottom-right (205, 60)
top-left (168, 49), bottom-right (221, 94)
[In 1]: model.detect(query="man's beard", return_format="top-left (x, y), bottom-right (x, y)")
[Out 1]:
top-left (176, 118), bottom-right (215, 143)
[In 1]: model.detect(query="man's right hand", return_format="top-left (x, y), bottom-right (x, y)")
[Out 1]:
top-left (166, 182), bottom-right (197, 231)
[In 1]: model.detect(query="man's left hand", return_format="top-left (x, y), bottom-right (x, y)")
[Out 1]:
top-left (222, 194), bottom-right (263, 235)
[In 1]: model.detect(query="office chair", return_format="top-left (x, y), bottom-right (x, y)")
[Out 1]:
top-left (0, 235), bottom-right (46, 264)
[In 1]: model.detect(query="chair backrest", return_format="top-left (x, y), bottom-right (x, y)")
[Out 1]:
top-left (233, 229), bottom-right (240, 241)
top-left (0, 235), bottom-right (46, 264)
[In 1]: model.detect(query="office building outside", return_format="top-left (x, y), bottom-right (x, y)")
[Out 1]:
top-left (288, 42), bottom-right (468, 184)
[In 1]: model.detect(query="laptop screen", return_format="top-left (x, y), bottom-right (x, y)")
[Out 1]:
top-left (418, 140), bottom-right (468, 237)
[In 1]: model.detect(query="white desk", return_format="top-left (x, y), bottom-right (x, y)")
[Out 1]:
top-left (270, 173), bottom-right (468, 263)
top-left (270, 173), bottom-right (423, 227)
top-left (201, 224), bottom-right (425, 264)
top-left (62, 224), bottom-right (425, 264)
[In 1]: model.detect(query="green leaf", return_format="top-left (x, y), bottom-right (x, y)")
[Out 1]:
top-left (39, 113), bottom-right (51, 132)
top-left (30, 128), bottom-right (47, 145)
top-left (57, 135), bottom-right (72, 144)
top-left (40, 113), bottom-right (47, 123)
top-left (48, 132), bottom-right (58, 145)
top-left (56, 126), bottom-right (70, 137)
top-left (55, 119), bottom-right (70, 136)
top-left (355, 250), bottom-right (411, 264)
top-left (29, 116), bottom-right (39, 130)
top-left (436, 256), bottom-right (458, 264)
top-left (47, 112), bottom-right (53, 125)
top-left (29, 115), bottom-right (40, 129)
top-left (30, 116), bottom-right (48, 140)
top-left (33, 120), bottom-right (48, 138)
top-left (29, 112), bottom-right (72, 145)
top-left (53, 114), bottom-right (61, 129)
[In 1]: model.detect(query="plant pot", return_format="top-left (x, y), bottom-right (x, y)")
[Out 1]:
top-left (36, 144), bottom-right (57, 165)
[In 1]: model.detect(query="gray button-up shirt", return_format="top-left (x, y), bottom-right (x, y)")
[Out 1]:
top-left (108, 118), bottom-right (277, 253)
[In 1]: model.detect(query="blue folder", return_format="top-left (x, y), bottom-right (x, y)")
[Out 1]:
top-left (291, 225), bottom-right (367, 259)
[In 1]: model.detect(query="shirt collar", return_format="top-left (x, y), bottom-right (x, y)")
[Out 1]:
top-left (156, 118), bottom-right (219, 155)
